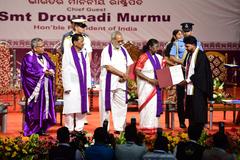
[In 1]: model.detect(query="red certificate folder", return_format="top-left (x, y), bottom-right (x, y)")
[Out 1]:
top-left (156, 65), bottom-right (184, 88)
top-left (156, 68), bottom-right (173, 88)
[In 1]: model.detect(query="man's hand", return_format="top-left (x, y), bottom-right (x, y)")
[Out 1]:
top-left (118, 78), bottom-right (126, 83)
top-left (121, 73), bottom-right (128, 80)
top-left (119, 73), bottom-right (128, 83)
top-left (148, 79), bottom-right (159, 86)
top-left (64, 90), bottom-right (71, 94)
top-left (45, 70), bottom-right (54, 77)
top-left (178, 80), bottom-right (187, 86)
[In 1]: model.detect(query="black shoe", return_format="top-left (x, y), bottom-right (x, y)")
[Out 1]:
top-left (40, 132), bottom-right (49, 136)
top-left (37, 131), bottom-right (49, 136)
top-left (180, 123), bottom-right (186, 128)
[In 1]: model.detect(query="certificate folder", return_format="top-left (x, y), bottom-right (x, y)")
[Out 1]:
top-left (156, 65), bottom-right (184, 88)
top-left (156, 67), bottom-right (173, 88)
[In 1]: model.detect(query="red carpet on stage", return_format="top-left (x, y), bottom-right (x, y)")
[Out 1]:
top-left (1, 110), bottom-right (240, 138)
top-left (0, 87), bottom-right (239, 138)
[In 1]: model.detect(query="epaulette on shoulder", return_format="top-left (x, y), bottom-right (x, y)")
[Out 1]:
top-left (82, 33), bottom-right (88, 37)
top-left (65, 35), bottom-right (72, 40)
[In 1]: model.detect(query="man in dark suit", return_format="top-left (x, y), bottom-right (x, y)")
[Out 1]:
top-left (179, 35), bottom-right (213, 127)
top-left (170, 23), bottom-right (204, 128)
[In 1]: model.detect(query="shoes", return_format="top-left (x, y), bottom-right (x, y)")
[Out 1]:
top-left (37, 130), bottom-right (49, 136)
top-left (180, 123), bottom-right (187, 128)
top-left (84, 119), bottom-right (89, 125)
top-left (40, 132), bottom-right (49, 136)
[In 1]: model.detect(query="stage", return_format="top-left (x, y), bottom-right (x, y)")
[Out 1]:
top-left (1, 91), bottom-right (240, 138)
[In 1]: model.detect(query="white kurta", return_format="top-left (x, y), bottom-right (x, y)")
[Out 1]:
top-left (62, 47), bottom-right (91, 114)
top-left (136, 53), bottom-right (163, 130)
top-left (63, 34), bottom-right (92, 111)
top-left (99, 44), bottom-right (133, 131)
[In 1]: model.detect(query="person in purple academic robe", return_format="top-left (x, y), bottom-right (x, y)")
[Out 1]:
top-left (21, 38), bottom-right (56, 136)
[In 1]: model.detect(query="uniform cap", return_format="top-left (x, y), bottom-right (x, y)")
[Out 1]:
top-left (71, 18), bottom-right (87, 23)
top-left (72, 18), bottom-right (87, 28)
top-left (181, 22), bottom-right (194, 32)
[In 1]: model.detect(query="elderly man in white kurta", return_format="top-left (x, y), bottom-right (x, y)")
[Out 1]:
top-left (135, 39), bottom-right (165, 134)
top-left (99, 31), bottom-right (133, 133)
top-left (62, 34), bottom-right (91, 132)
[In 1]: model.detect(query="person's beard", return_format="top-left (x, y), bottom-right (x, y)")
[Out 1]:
top-left (113, 43), bottom-right (121, 49)
top-left (115, 45), bottom-right (120, 49)
top-left (75, 45), bottom-right (83, 52)
top-left (187, 48), bottom-right (195, 53)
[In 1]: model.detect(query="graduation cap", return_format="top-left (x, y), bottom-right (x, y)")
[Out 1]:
top-left (181, 22), bottom-right (194, 32)
top-left (71, 18), bottom-right (87, 28)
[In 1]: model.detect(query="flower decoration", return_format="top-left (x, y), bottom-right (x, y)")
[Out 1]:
top-left (115, 132), bottom-right (126, 145)
top-left (163, 131), bottom-right (188, 151)
top-left (127, 79), bottom-right (138, 101)
top-left (0, 134), bottom-right (56, 160)
top-left (1, 128), bottom-right (239, 159)
top-left (213, 78), bottom-right (231, 103)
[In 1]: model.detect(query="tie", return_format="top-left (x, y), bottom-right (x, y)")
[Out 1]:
top-left (38, 55), bottom-right (43, 59)
top-left (38, 55), bottom-right (44, 63)
top-left (185, 53), bottom-right (192, 78)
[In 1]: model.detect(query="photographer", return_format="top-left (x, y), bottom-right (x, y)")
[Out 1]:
top-left (49, 127), bottom-right (84, 160)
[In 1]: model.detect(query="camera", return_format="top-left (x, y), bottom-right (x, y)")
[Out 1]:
top-left (131, 117), bottom-right (136, 126)
top-left (103, 119), bottom-right (108, 131)
top-left (218, 121), bottom-right (225, 134)
top-left (157, 127), bottom-right (163, 136)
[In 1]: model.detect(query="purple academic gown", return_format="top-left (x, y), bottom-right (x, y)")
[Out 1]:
top-left (21, 51), bottom-right (56, 136)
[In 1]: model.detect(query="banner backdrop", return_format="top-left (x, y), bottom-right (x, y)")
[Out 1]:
top-left (0, 0), bottom-right (240, 50)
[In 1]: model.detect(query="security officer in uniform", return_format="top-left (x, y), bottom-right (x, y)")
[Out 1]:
top-left (180, 22), bottom-right (203, 50)
top-left (63, 18), bottom-right (92, 61)
top-left (170, 22), bottom-right (203, 128)
top-left (60, 19), bottom-right (74, 54)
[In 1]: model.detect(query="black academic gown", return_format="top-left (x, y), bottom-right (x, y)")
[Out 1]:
top-left (185, 50), bottom-right (213, 124)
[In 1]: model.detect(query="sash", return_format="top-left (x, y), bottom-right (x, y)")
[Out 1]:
top-left (105, 44), bottom-right (128, 111)
top-left (175, 41), bottom-right (179, 59)
top-left (186, 47), bottom-right (199, 95)
top-left (181, 50), bottom-right (188, 62)
top-left (139, 88), bottom-right (156, 112)
top-left (71, 46), bottom-right (88, 113)
top-left (175, 40), bottom-right (187, 62)
top-left (27, 52), bottom-right (49, 105)
top-left (146, 51), bottom-right (163, 117)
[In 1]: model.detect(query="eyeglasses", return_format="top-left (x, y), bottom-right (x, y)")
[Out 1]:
top-left (116, 40), bottom-right (124, 45)
top-left (36, 45), bottom-right (44, 48)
